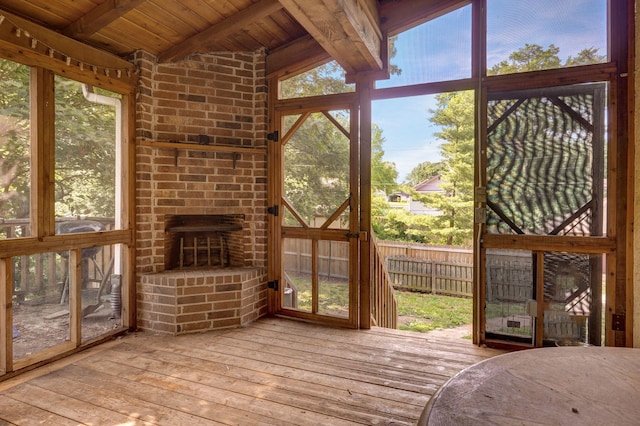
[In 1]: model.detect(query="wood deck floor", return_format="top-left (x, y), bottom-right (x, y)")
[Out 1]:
top-left (0, 317), bottom-right (505, 425)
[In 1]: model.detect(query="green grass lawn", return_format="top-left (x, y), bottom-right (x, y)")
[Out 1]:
top-left (395, 290), bottom-right (473, 333)
top-left (287, 273), bottom-right (349, 317)
top-left (285, 274), bottom-right (473, 333)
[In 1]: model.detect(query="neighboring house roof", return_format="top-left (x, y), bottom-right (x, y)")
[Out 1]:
top-left (414, 174), bottom-right (445, 193)
top-left (410, 174), bottom-right (445, 216)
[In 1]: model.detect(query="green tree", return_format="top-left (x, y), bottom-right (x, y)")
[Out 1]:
top-left (489, 43), bottom-right (561, 75)
top-left (490, 44), bottom-right (606, 75)
top-left (54, 77), bottom-right (117, 217)
top-left (0, 57), bottom-right (118, 227)
top-left (400, 44), bottom-right (608, 245)
top-left (0, 60), bottom-right (31, 222)
top-left (280, 61), bottom-right (354, 98)
top-left (283, 110), bottom-right (351, 226)
top-left (372, 124), bottom-right (398, 195)
top-left (485, 45), bottom-right (606, 235)
top-left (565, 47), bottom-right (607, 67)
top-left (409, 91), bottom-right (475, 246)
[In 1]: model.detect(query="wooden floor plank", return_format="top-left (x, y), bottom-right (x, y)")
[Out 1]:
top-left (0, 394), bottom-right (79, 426)
top-left (23, 368), bottom-right (229, 426)
top-left (256, 318), bottom-right (500, 359)
top-left (108, 339), bottom-right (422, 421)
top-left (230, 325), bottom-right (478, 373)
top-left (82, 347), bottom-right (413, 425)
top-left (0, 317), bottom-right (506, 425)
top-left (120, 335), bottom-right (430, 406)
top-left (75, 353), bottom-right (362, 425)
top-left (4, 383), bottom-right (154, 425)
top-left (211, 333), bottom-right (456, 388)
top-left (186, 334), bottom-right (440, 395)
top-left (134, 331), bottom-right (442, 392)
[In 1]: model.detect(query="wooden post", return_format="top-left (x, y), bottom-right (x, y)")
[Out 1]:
top-left (266, 76), bottom-right (281, 314)
top-left (30, 68), bottom-right (55, 239)
top-left (432, 261), bottom-right (437, 295)
top-left (35, 254), bottom-right (44, 294)
top-left (0, 258), bottom-right (13, 373)
top-left (357, 75), bottom-right (374, 329)
top-left (69, 249), bottom-right (82, 346)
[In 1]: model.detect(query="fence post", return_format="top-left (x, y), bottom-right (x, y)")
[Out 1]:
top-left (432, 261), bottom-right (437, 295)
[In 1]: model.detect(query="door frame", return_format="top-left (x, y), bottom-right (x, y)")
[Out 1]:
top-left (267, 92), bottom-right (361, 328)
top-left (476, 72), bottom-right (620, 348)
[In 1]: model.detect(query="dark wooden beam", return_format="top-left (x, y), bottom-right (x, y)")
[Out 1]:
top-left (279, 0), bottom-right (383, 74)
top-left (63, 0), bottom-right (147, 39)
top-left (266, 35), bottom-right (331, 79)
top-left (158, 0), bottom-right (283, 63)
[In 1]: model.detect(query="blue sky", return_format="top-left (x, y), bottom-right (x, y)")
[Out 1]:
top-left (372, 0), bottom-right (607, 182)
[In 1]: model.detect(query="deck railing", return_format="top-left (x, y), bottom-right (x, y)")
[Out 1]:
top-left (0, 217), bottom-right (115, 299)
top-left (370, 232), bottom-right (397, 328)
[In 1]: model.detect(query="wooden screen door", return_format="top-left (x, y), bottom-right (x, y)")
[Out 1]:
top-left (269, 94), bottom-right (360, 328)
top-left (478, 83), bottom-right (609, 348)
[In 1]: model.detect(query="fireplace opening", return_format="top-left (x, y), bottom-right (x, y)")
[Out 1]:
top-left (164, 214), bottom-right (245, 270)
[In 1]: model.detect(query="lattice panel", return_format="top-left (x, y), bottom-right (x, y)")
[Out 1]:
top-left (485, 84), bottom-right (605, 236)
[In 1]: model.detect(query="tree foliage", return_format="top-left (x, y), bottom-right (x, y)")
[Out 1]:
top-left (0, 57), bottom-right (118, 227)
top-left (54, 77), bottom-right (117, 218)
top-left (408, 91), bottom-right (475, 246)
top-left (280, 61), bottom-right (354, 99)
top-left (0, 60), bottom-right (31, 221)
top-left (490, 44), bottom-right (606, 75)
top-left (372, 124), bottom-right (398, 195)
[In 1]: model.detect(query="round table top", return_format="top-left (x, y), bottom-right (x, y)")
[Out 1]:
top-left (420, 346), bottom-right (640, 426)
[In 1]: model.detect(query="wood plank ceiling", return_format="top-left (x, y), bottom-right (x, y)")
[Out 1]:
top-left (0, 0), bottom-right (401, 76)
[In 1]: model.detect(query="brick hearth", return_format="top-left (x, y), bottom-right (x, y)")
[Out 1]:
top-left (140, 267), bottom-right (267, 334)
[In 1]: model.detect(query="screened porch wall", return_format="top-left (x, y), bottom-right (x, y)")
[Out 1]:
top-left (132, 50), bottom-right (269, 334)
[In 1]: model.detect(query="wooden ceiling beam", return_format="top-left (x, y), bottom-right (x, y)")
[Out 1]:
top-left (63, 0), bottom-right (148, 39)
top-left (157, 0), bottom-right (283, 63)
top-left (278, 0), bottom-right (383, 74)
top-left (266, 34), bottom-right (331, 79)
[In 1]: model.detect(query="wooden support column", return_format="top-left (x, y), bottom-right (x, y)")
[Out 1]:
top-left (609, 0), bottom-right (632, 347)
top-left (69, 249), bottom-right (82, 346)
top-left (634, 0), bottom-right (640, 349)
top-left (267, 77), bottom-right (281, 314)
top-left (0, 258), bottom-right (13, 373)
top-left (30, 68), bottom-right (55, 239)
top-left (122, 92), bottom-right (136, 329)
top-left (357, 75), bottom-right (374, 329)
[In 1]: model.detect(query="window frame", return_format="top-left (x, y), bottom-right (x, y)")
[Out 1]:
top-left (0, 30), bottom-right (137, 375)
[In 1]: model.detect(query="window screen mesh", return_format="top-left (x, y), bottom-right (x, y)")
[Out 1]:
top-left (485, 84), bottom-right (605, 236)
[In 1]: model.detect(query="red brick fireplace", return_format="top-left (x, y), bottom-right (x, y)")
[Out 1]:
top-left (133, 50), bottom-right (269, 335)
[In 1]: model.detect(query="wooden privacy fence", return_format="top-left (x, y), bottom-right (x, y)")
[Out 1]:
top-left (376, 241), bottom-right (473, 263)
top-left (386, 255), bottom-right (473, 297)
top-left (284, 238), bottom-right (474, 299)
top-left (378, 241), bottom-right (473, 297)
top-left (283, 239), bottom-right (349, 279)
